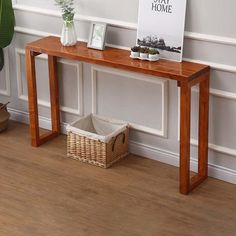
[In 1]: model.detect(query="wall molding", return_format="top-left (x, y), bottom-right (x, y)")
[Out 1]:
top-left (91, 65), bottom-right (168, 137)
top-left (13, 3), bottom-right (137, 30)
top-left (8, 106), bottom-right (236, 185)
top-left (177, 88), bottom-right (236, 157)
top-left (184, 31), bottom-right (236, 47)
top-left (192, 87), bottom-right (236, 101)
top-left (190, 139), bottom-right (236, 158)
top-left (14, 26), bottom-right (130, 51)
top-left (0, 48), bottom-right (11, 97)
top-left (9, 107), bottom-right (68, 134)
top-left (15, 48), bottom-right (84, 116)
top-left (13, 3), bottom-right (236, 47)
top-left (184, 58), bottom-right (236, 74)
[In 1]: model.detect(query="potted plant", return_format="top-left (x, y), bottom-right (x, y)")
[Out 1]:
top-left (130, 46), bottom-right (140, 58)
top-left (0, 0), bottom-right (15, 71)
top-left (55, 0), bottom-right (77, 46)
top-left (148, 48), bottom-right (160, 60)
top-left (139, 47), bottom-right (149, 59)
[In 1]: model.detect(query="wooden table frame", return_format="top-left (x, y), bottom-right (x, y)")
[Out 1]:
top-left (26, 36), bottom-right (210, 195)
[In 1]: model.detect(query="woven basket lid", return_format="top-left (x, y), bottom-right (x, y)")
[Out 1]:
top-left (0, 109), bottom-right (10, 123)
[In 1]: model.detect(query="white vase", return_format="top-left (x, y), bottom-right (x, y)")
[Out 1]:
top-left (60, 20), bottom-right (77, 46)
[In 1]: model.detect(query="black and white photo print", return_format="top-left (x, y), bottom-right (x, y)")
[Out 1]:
top-left (137, 0), bottom-right (187, 62)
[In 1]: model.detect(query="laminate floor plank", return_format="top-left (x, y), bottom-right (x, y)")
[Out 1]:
top-left (0, 121), bottom-right (235, 236)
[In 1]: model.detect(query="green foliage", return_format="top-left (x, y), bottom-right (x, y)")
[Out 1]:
top-left (148, 48), bottom-right (160, 55)
top-left (0, 0), bottom-right (15, 71)
top-left (0, 0), bottom-right (15, 48)
top-left (0, 48), bottom-right (3, 71)
top-left (55, 0), bottom-right (75, 21)
top-left (140, 47), bottom-right (149, 54)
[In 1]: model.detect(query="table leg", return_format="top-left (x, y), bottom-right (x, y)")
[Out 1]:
top-left (198, 72), bottom-right (210, 178)
top-left (48, 55), bottom-right (60, 135)
top-left (179, 72), bottom-right (210, 194)
top-left (179, 82), bottom-right (191, 194)
top-left (26, 49), bottom-right (40, 147)
top-left (26, 50), bottom-right (60, 147)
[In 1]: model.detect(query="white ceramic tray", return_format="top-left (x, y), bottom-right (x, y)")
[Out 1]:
top-left (130, 55), bottom-right (159, 62)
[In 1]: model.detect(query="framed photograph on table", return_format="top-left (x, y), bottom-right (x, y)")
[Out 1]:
top-left (137, 0), bottom-right (187, 62)
top-left (87, 22), bottom-right (107, 50)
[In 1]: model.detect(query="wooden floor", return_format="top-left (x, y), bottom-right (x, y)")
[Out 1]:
top-left (0, 122), bottom-right (235, 236)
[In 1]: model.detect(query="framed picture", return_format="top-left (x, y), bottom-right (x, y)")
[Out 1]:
top-left (87, 22), bottom-right (107, 50)
top-left (137, 0), bottom-right (187, 62)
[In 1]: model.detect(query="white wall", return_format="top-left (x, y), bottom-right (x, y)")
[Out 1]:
top-left (1, 0), bottom-right (236, 184)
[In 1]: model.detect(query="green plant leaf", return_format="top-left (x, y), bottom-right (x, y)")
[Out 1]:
top-left (0, 0), bottom-right (15, 48)
top-left (0, 48), bottom-right (4, 71)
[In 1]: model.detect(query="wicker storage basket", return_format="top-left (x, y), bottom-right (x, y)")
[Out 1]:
top-left (67, 114), bottom-right (129, 168)
top-left (0, 103), bottom-right (10, 133)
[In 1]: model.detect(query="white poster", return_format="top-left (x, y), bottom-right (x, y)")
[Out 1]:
top-left (137, 0), bottom-right (187, 62)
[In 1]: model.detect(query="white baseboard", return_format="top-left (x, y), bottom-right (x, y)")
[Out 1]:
top-left (129, 141), bottom-right (236, 185)
top-left (9, 108), bottom-right (236, 185)
top-left (9, 108), bottom-right (68, 134)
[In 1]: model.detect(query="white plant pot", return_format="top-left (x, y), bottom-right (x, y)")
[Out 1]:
top-left (131, 51), bottom-right (139, 58)
top-left (140, 53), bottom-right (148, 59)
top-left (149, 54), bottom-right (159, 60)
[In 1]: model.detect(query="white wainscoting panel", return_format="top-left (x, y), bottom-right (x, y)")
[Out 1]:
top-left (91, 65), bottom-right (168, 137)
top-left (0, 49), bottom-right (11, 96)
top-left (15, 48), bottom-right (83, 115)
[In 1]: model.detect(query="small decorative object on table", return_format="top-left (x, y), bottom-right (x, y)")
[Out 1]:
top-left (67, 114), bottom-right (129, 168)
top-left (55, 0), bottom-right (77, 46)
top-left (130, 46), bottom-right (140, 58)
top-left (130, 46), bottom-right (160, 61)
top-left (148, 48), bottom-right (160, 61)
top-left (139, 47), bottom-right (149, 59)
top-left (87, 22), bottom-right (107, 50)
top-left (0, 102), bottom-right (10, 133)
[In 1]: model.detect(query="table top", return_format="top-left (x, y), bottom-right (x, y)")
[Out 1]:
top-left (26, 36), bottom-right (210, 82)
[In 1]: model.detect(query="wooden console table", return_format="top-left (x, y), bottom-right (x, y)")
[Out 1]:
top-left (26, 36), bottom-right (210, 195)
